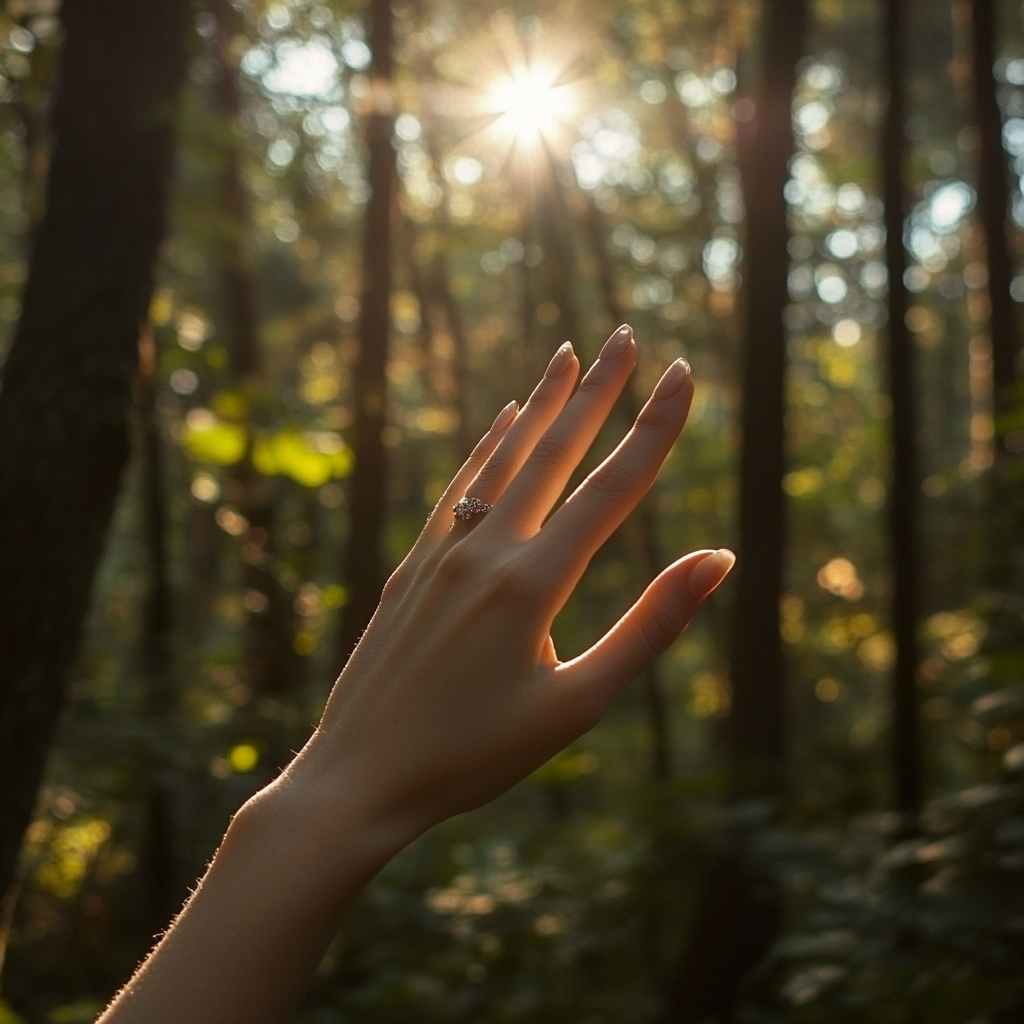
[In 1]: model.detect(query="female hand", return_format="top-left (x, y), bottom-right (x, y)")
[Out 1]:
top-left (101, 325), bottom-right (734, 1024)
top-left (277, 324), bottom-right (735, 851)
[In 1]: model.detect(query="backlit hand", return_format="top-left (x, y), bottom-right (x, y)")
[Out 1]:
top-left (283, 325), bottom-right (735, 847)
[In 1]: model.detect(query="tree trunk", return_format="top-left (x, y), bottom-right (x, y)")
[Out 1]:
top-left (972, 0), bottom-right (1020, 411)
top-left (883, 0), bottom-right (923, 823)
top-left (212, 0), bottom-right (301, 700)
top-left (136, 328), bottom-right (182, 931)
top-left (0, 0), bottom-right (190, 912)
top-left (667, 1), bottom-right (805, 1018)
top-left (338, 0), bottom-right (397, 661)
top-left (728, 0), bottom-right (805, 804)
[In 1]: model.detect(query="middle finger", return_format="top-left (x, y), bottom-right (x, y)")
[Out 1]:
top-left (487, 324), bottom-right (637, 539)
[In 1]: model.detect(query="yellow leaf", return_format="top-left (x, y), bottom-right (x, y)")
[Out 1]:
top-left (183, 421), bottom-right (247, 465)
top-left (252, 431), bottom-right (354, 487)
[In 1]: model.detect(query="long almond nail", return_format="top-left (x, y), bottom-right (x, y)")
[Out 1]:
top-left (545, 341), bottom-right (574, 377)
top-left (653, 358), bottom-right (691, 399)
top-left (599, 324), bottom-right (633, 360)
top-left (490, 400), bottom-right (518, 433)
top-left (687, 549), bottom-right (736, 599)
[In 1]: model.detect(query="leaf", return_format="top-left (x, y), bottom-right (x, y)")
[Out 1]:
top-left (182, 419), bottom-right (247, 465)
top-left (252, 430), bottom-right (354, 487)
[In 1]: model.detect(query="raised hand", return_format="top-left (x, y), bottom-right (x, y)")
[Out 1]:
top-left (283, 324), bottom-right (735, 845)
top-left (100, 325), bottom-right (734, 1024)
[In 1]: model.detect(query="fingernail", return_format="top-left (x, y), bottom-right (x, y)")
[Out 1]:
top-left (599, 324), bottom-right (633, 360)
top-left (653, 358), bottom-right (691, 399)
top-left (545, 341), bottom-right (574, 377)
top-left (490, 400), bottom-right (518, 433)
top-left (687, 549), bottom-right (736, 599)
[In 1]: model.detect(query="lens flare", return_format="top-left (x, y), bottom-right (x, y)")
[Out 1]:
top-left (486, 65), bottom-right (576, 144)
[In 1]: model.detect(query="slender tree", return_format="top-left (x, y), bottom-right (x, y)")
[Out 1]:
top-left (212, 0), bottom-right (301, 698)
top-left (667, 0), bottom-right (806, 1017)
top-left (971, 0), bottom-right (1020, 413)
top-left (728, 0), bottom-right (806, 804)
top-left (136, 327), bottom-right (182, 932)
top-left (0, 0), bottom-right (190, 912)
top-left (338, 0), bottom-right (397, 660)
top-left (883, 0), bottom-right (922, 823)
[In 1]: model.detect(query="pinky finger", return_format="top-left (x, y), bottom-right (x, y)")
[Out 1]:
top-left (556, 548), bottom-right (735, 718)
top-left (414, 401), bottom-right (519, 548)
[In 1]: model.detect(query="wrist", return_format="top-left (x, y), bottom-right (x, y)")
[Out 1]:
top-left (234, 753), bottom-right (423, 895)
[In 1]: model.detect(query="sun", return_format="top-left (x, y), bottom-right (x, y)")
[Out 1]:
top-left (485, 64), bottom-right (577, 145)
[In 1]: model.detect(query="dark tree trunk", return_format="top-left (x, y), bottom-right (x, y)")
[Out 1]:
top-left (883, 0), bottom-right (922, 823)
top-left (136, 328), bottom-right (182, 931)
top-left (212, 0), bottom-right (260, 382)
top-left (667, 2), bottom-right (805, 1018)
top-left (0, 0), bottom-right (190, 911)
top-left (728, 0), bottom-right (805, 803)
top-left (972, 0), bottom-right (1020, 410)
top-left (338, 0), bottom-right (397, 661)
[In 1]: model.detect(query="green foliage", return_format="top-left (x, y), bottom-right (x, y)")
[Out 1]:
top-left (745, 683), bottom-right (1024, 1024)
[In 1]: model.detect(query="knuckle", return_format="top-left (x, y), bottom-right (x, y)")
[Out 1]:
top-left (586, 460), bottom-right (634, 497)
top-left (576, 370), bottom-right (608, 396)
top-left (531, 374), bottom-right (568, 406)
top-left (492, 554), bottom-right (542, 602)
top-left (640, 603), bottom-right (680, 654)
top-left (474, 451), bottom-right (511, 490)
top-left (380, 568), bottom-right (407, 601)
top-left (528, 432), bottom-right (569, 468)
top-left (437, 543), bottom-right (481, 583)
top-left (637, 401), bottom-right (676, 431)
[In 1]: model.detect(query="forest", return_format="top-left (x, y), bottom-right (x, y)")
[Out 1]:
top-left (0, 0), bottom-right (1022, 1020)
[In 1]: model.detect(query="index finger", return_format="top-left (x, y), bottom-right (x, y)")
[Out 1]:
top-left (532, 358), bottom-right (693, 601)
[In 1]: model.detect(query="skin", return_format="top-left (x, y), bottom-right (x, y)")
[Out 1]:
top-left (99, 324), bottom-right (735, 1023)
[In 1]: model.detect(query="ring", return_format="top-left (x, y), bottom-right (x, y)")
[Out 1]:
top-left (453, 496), bottom-right (492, 521)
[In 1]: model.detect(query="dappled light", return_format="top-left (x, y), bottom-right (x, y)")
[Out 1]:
top-left (0, 0), bottom-right (1022, 1020)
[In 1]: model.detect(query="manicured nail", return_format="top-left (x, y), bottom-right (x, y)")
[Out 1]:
top-left (490, 400), bottom-right (518, 433)
top-left (599, 324), bottom-right (633, 360)
top-left (653, 358), bottom-right (691, 399)
top-left (687, 549), bottom-right (736, 599)
top-left (545, 341), bottom-right (574, 377)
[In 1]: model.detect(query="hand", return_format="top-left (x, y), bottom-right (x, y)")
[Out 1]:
top-left (100, 325), bottom-right (735, 1024)
top-left (280, 324), bottom-right (735, 850)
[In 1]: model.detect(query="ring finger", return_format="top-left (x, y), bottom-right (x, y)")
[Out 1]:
top-left (443, 341), bottom-right (580, 541)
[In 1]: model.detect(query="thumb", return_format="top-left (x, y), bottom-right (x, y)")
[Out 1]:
top-left (557, 548), bottom-right (736, 713)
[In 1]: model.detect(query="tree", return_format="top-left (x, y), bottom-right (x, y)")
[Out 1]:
top-left (667, 0), bottom-right (806, 1017)
top-left (211, 0), bottom-right (302, 701)
top-left (338, 0), bottom-right (397, 660)
top-left (971, 0), bottom-right (1020, 415)
top-left (882, 0), bottom-right (922, 824)
top-left (0, 0), bottom-right (191, 911)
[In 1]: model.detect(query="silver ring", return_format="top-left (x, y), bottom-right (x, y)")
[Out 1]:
top-left (453, 496), bottom-right (492, 521)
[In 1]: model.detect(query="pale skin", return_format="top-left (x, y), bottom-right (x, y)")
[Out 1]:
top-left (98, 324), bottom-right (735, 1023)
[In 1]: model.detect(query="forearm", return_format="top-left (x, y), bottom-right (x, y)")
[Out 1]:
top-left (99, 776), bottom-right (405, 1024)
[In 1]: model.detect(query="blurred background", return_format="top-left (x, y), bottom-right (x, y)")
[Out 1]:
top-left (0, 0), bottom-right (1022, 1020)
